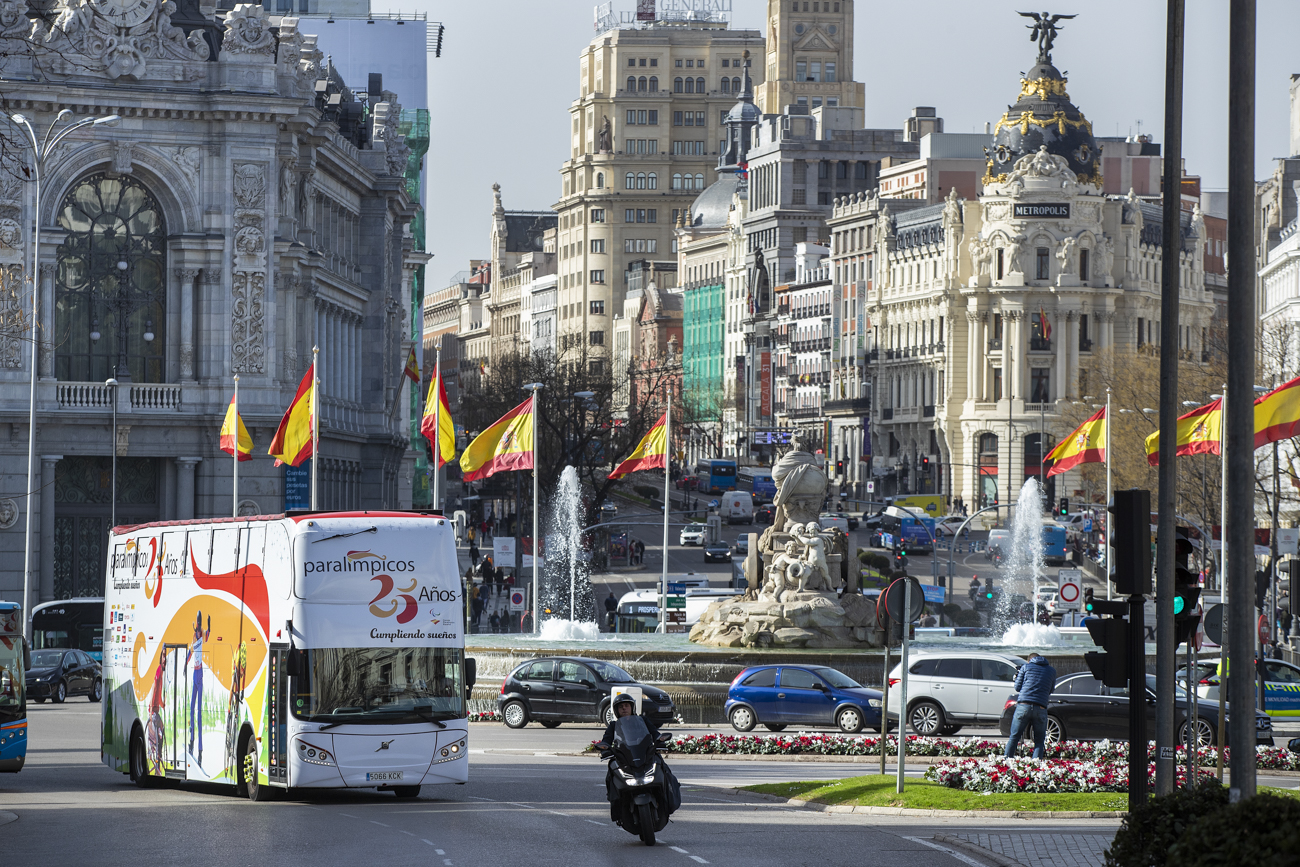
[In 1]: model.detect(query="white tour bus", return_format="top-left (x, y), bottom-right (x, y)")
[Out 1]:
top-left (100, 511), bottom-right (472, 801)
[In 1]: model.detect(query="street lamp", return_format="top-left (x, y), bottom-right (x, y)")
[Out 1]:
top-left (6, 108), bottom-right (120, 636)
top-left (106, 378), bottom-right (118, 530)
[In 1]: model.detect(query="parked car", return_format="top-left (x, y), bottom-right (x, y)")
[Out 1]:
top-left (678, 524), bottom-right (706, 546)
top-left (1195, 657), bottom-right (1300, 718)
top-left (997, 672), bottom-right (1274, 746)
top-left (25, 648), bottom-right (102, 703)
top-left (726, 665), bottom-right (885, 734)
top-left (703, 540), bottom-right (731, 562)
top-left (497, 657), bottom-right (676, 728)
top-left (755, 504), bottom-right (775, 526)
top-left (887, 651), bottom-right (1027, 735)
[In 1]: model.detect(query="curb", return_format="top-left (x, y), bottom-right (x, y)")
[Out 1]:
top-left (932, 835), bottom-right (1026, 867)
top-left (736, 788), bottom-right (1126, 819)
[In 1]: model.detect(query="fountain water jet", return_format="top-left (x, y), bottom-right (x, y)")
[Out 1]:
top-left (538, 466), bottom-right (598, 635)
top-left (992, 477), bottom-right (1047, 637)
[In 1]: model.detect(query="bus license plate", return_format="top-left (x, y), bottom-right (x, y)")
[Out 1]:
top-left (366, 772), bottom-right (404, 782)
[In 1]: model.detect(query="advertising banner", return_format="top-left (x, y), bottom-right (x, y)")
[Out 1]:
top-left (760, 351), bottom-right (772, 418)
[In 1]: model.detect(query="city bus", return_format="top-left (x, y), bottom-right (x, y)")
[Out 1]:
top-left (101, 511), bottom-right (472, 801)
top-left (695, 459), bottom-right (738, 494)
top-left (0, 602), bottom-right (26, 772)
top-left (738, 468), bottom-right (776, 502)
top-left (31, 598), bottom-right (105, 661)
top-left (614, 586), bottom-right (742, 633)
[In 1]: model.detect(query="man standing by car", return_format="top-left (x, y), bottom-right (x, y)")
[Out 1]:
top-left (604, 591), bottom-right (618, 631)
top-left (1004, 653), bottom-right (1057, 758)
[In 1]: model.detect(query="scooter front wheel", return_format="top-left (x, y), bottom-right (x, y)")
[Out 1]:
top-left (636, 803), bottom-right (656, 846)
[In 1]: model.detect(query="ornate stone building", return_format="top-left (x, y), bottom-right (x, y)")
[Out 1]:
top-left (0, 2), bottom-right (423, 605)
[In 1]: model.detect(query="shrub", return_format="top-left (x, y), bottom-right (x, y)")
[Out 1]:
top-left (1166, 791), bottom-right (1300, 867)
top-left (942, 603), bottom-right (962, 618)
top-left (633, 485), bottom-right (659, 500)
top-left (952, 609), bottom-right (982, 627)
top-left (1105, 781), bottom-right (1229, 867)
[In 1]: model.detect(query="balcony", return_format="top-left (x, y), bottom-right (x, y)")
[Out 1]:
top-left (773, 331), bottom-right (791, 345)
top-left (866, 349), bottom-right (879, 361)
top-left (824, 396), bottom-right (872, 415)
top-left (54, 381), bottom-right (183, 411)
top-left (789, 406), bottom-right (821, 419)
top-left (772, 365), bottom-right (788, 377)
top-left (1029, 337), bottom-right (1052, 352)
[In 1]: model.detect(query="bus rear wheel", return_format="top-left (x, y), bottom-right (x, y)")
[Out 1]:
top-left (129, 727), bottom-right (157, 788)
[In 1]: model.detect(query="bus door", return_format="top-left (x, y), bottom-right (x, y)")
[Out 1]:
top-left (265, 647), bottom-right (289, 786)
top-left (160, 643), bottom-right (188, 776)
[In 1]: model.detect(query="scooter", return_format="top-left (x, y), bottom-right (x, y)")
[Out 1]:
top-left (595, 716), bottom-right (678, 846)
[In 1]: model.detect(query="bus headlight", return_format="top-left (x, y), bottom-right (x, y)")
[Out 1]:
top-left (298, 741), bottom-right (336, 766)
top-left (433, 737), bottom-right (466, 764)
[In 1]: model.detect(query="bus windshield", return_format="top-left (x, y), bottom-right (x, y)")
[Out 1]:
top-left (0, 639), bottom-right (21, 719)
top-left (292, 647), bottom-right (464, 724)
top-left (31, 600), bottom-right (104, 661)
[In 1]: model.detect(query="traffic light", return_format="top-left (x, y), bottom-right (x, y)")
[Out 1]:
top-left (1256, 570), bottom-right (1270, 611)
top-left (1084, 598), bottom-right (1131, 688)
top-left (1059, 497), bottom-right (1069, 517)
top-left (836, 459), bottom-right (845, 476)
top-left (1110, 489), bottom-right (1152, 596)
top-left (922, 456), bottom-right (930, 470)
top-left (984, 576), bottom-right (995, 600)
top-left (1083, 586), bottom-right (1095, 612)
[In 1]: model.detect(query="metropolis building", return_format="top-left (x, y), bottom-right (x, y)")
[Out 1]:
top-left (0, 1), bottom-right (424, 606)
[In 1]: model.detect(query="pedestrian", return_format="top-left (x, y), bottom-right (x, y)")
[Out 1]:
top-left (481, 519), bottom-right (490, 541)
top-left (469, 539), bottom-right (480, 568)
top-left (467, 525), bottom-right (476, 545)
top-left (495, 564), bottom-right (505, 596)
top-left (604, 590), bottom-right (618, 631)
top-left (471, 585), bottom-right (485, 629)
top-left (637, 540), bottom-right (645, 564)
top-left (506, 571), bottom-right (516, 594)
top-left (1003, 653), bottom-right (1057, 759)
top-left (968, 576), bottom-right (979, 600)
top-left (489, 611), bottom-right (501, 634)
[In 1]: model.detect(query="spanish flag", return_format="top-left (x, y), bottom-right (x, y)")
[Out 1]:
top-left (1043, 407), bottom-right (1105, 477)
top-left (1144, 398), bottom-right (1221, 465)
top-left (403, 347), bottom-right (420, 383)
top-left (1254, 376), bottom-right (1300, 448)
top-left (268, 364), bottom-right (315, 467)
top-left (608, 412), bottom-right (668, 479)
top-left (459, 396), bottom-right (534, 481)
top-left (419, 365), bottom-right (456, 468)
top-left (1039, 307), bottom-right (1052, 341)
top-left (219, 396), bottom-right (253, 462)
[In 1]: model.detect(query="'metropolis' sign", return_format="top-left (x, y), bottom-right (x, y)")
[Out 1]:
top-left (1013, 202), bottom-right (1070, 219)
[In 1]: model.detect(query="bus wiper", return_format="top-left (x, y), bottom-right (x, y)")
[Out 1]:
top-left (414, 705), bottom-right (447, 728)
top-left (312, 526), bottom-right (378, 544)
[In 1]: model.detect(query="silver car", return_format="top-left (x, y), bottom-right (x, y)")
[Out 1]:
top-left (887, 651), bottom-right (1026, 736)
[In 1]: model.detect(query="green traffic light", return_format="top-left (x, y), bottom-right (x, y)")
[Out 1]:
top-left (985, 591), bottom-right (994, 599)
top-left (1174, 596), bottom-right (1185, 615)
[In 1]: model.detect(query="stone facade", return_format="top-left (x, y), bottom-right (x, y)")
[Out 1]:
top-left (0, 2), bottom-right (422, 605)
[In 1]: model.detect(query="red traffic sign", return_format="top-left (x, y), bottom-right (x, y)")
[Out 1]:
top-left (1259, 614), bottom-right (1271, 645)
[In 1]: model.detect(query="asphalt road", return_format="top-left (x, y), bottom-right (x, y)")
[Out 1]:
top-left (4, 702), bottom-right (1132, 867)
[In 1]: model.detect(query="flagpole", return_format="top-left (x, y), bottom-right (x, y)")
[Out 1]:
top-left (311, 345), bottom-right (319, 511)
top-left (1106, 386), bottom-right (1113, 601)
top-left (232, 374), bottom-right (240, 519)
top-left (432, 343), bottom-right (441, 512)
top-left (659, 382), bottom-right (672, 634)
top-left (530, 385), bottom-right (542, 634)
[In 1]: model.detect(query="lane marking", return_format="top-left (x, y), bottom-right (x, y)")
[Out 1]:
top-left (902, 836), bottom-right (991, 867)
top-left (689, 857), bottom-right (709, 864)
top-left (586, 819), bottom-right (605, 825)
top-left (465, 795), bottom-right (496, 801)
top-left (443, 860), bottom-right (453, 866)
top-left (436, 850), bottom-right (446, 855)
top-left (421, 839), bottom-right (435, 846)
top-left (399, 830), bottom-right (416, 836)
top-left (370, 821), bottom-right (389, 827)
top-left (671, 846), bottom-right (689, 853)
top-left (340, 813), bottom-right (359, 818)
top-left (548, 810), bottom-right (571, 817)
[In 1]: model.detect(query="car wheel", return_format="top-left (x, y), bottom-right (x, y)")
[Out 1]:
top-left (53, 680), bottom-right (67, 704)
top-left (1179, 718), bottom-right (1215, 748)
top-left (540, 721), bottom-right (562, 729)
top-left (502, 700), bottom-right (529, 729)
top-left (729, 706), bottom-right (756, 732)
top-left (89, 679), bottom-right (103, 703)
top-left (762, 724), bottom-right (786, 732)
top-left (1045, 715), bottom-right (1064, 745)
top-left (837, 707), bottom-right (865, 734)
top-left (602, 702), bottom-right (617, 725)
top-left (392, 785), bottom-right (422, 799)
top-left (907, 700), bottom-right (944, 736)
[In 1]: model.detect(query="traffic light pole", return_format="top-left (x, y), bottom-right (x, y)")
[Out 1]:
top-left (1129, 590), bottom-right (1148, 805)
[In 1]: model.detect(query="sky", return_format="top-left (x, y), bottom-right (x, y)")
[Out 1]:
top-left (370, 0), bottom-right (1300, 289)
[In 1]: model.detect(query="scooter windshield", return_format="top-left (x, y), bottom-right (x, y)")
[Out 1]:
top-left (612, 715), bottom-right (653, 765)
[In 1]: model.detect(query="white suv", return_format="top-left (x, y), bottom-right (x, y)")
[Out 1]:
top-left (887, 651), bottom-right (1026, 735)
top-left (679, 524), bottom-right (706, 546)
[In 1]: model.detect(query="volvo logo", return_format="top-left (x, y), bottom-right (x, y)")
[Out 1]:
top-left (375, 739), bottom-right (394, 752)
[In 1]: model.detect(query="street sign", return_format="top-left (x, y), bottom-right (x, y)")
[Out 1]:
top-left (866, 481), bottom-right (876, 493)
top-left (667, 582), bottom-right (686, 594)
top-left (1259, 614), bottom-right (1271, 645)
top-left (921, 583), bottom-right (946, 604)
top-left (665, 596), bottom-right (685, 609)
top-left (884, 577), bottom-right (925, 624)
top-left (666, 611), bottom-right (686, 622)
top-left (508, 590), bottom-right (526, 612)
top-left (1057, 569), bottom-right (1083, 611)
top-left (1279, 528), bottom-right (1300, 556)
top-left (494, 538), bottom-right (516, 562)
top-left (1202, 604), bottom-right (1225, 645)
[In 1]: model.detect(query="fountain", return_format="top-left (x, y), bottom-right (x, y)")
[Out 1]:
top-left (989, 477), bottom-right (1049, 637)
top-left (537, 466), bottom-right (598, 634)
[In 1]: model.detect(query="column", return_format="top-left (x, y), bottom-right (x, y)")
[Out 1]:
top-left (1067, 311), bottom-right (1080, 399)
top-left (177, 269), bottom-right (198, 381)
top-left (175, 458), bottom-right (201, 520)
top-left (39, 455), bottom-right (61, 602)
top-left (965, 312), bottom-right (978, 401)
top-left (1055, 311), bottom-right (1068, 402)
top-left (38, 264), bottom-right (55, 379)
top-left (1002, 313), bottom-right (1013, 400)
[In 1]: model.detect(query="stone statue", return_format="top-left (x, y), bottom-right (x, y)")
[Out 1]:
top-left (1096, 235), bottom-right (1115, 279)
top-left (1057, 236), bottom-right (1077, 275)
top-left (597, 115), bottom-right (612, 153)
top-left (1017, 11), bottom-right (1076, 62)
top-left (761, 541), bottom-right (802, 601)
top-left (968, 237), bottom-right (992, 278)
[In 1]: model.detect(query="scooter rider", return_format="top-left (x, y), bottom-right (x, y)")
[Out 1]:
top-left (598, 693), bottom-right (680, 823)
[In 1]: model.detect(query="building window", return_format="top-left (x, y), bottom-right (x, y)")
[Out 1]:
top-left (590, 300), bottom-right (605, 315)
top-left (625, 172), bottom-right (635, 189)
top-left (675, 59), bottom-right (683, 67)
top-left (696, 77), bottom-right (705, 92)
top-left (684, 78), bottom-right (694, 94)
top-left (626, 109), bottom-right (636, 124)
top-left (672, 173), bottom-right (682, 190)
top-left (996, 248), bottom-right (1004, 280)
top-left (1035, 247), bottom-right (1050, 280)
top-left (647, 172), bottom-right (657, 189)
top-left (686, 59), bottom-right (694, 68)
top-left (796, 60), bottom-right (806, 80)
top-left (590, 270), bottom-right (605, 284)
top-left (639, 58), bottom-right (646, 67)
top-left (721, 78), bottom-right (730, 93)
top-left (648, 109), bottom-right (657, 124)
top-left (1030, 368), bottom-right (1051, 403)
top-left (650, 59), bottom-right (657, 67)
top-left (810, 61), bottom-right (821, 82)
top-left (589, 360), bottom-right (605, 374)
top-left (674, 77), bottom-right (684, 92)
top-left (992, 368), bottom-right (1003, 402)
top-left (827, 98), bottom-right (838, 106)
top-left (589, 330), bottom-right (605, 345)
top-left (647, 209), bottom-right (657, 223)
top-left (1079, 248), bottom-right (1090, 281)
top-left (792, 189), bottom-right (807, 205)
top-left (626, 76), bottom-right (636, 92)
top-left (825, 62), bottom-right (836, 82)
top-left (649, 77), bottom-right (658, 92)
top-left (591, 208), bottom-right (605, 222)
top-left (591, 239), bottom-right (605, 253)
top-left (1137, 317), bottom-right (1145, 347)
top-left (673, 111), bottom-right (683, 126)
top-left (595, 173), bottom-right (604, 189)
top-left (636, 172), bottom-right (646, 189)
top-left (638, 76), bottom-right (647, 91)
top-left (695, 111), bottom-right (705, 125)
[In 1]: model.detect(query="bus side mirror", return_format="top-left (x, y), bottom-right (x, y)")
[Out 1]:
top-left (465, 657), bottom-right (477, 692)
top-left (285, 646), bottom-right (304, 677)
top-left (22, 637), bottom-right (30, 672)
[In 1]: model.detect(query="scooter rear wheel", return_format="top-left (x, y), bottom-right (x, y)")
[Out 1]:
top-left (636, 803), bottom-right (656, 846)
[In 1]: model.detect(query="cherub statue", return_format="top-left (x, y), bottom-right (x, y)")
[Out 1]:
top-left (761, 541), bottom-right (803, 601)
top-left (791, 521), bottom-right (831, 592)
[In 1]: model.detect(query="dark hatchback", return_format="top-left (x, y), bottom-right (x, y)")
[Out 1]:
top-left (725, 665), bottom-right (884, 734)
top-left (998, 672), bottom-right (1274, 746)
top-left (498, 657), bottom-right (675, 729)
top-left (26, 648), bottom-right (101, 703)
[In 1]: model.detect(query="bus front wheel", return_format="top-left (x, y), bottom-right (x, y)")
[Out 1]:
top-left (239, 729), bottom-right (274, 802)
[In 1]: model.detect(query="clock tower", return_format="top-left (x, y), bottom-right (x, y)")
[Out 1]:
top-left (756, 0), bottom-right (864, 115)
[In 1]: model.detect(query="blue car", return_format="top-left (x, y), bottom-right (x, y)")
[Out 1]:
top-left (725, 665), bottom-right (885, 734)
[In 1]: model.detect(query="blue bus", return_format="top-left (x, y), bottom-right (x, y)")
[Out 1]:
top-left (0, 602), bottom-right (26, 773)
top-left (1041, 525), bottom-right (1068, 566)
top-left (881, 507), bottom-right (936, 553)
top-left (696, 459), bottom-right (738, 494)
top-left (740, 469), bottom-right (776, 502)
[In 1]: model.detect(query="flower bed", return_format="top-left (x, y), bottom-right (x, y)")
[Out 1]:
top-left (644, 733), bottom-right (1300, 770)
top-left (925, 757), bottom-right (1216, 794)
top-left (468, 710), bottom-right (501, 722)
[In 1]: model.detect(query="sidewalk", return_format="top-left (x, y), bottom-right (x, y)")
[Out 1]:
top-left (933, 833), bottom-right (1113, 867)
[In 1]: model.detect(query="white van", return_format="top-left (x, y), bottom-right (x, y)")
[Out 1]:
top-left (722, 491), bottom-right (754, 524)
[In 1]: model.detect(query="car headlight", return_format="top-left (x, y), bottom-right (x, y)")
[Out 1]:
top-left (868, 699), bottom-right (882, 708)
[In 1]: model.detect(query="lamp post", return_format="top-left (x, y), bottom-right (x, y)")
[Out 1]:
top-left (106, 378), bottom-right (118, 530)
top-left (5, 108), bottom-right (120, 635)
